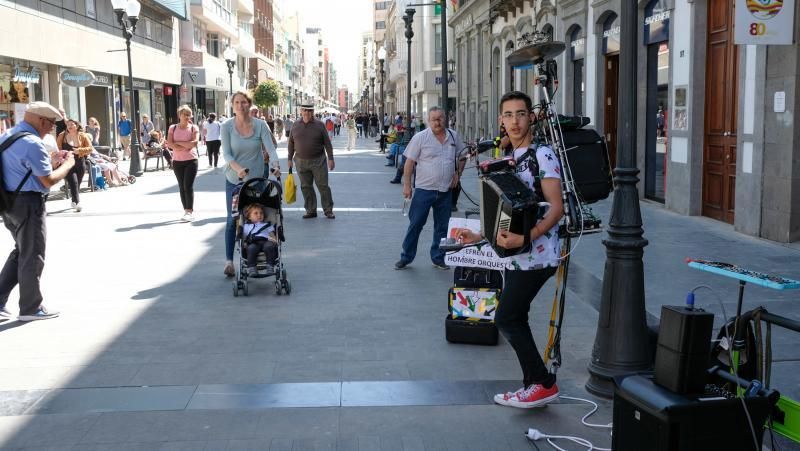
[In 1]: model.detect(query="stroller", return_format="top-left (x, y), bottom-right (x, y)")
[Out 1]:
top-left (231, 177), bottom-right (291, 297)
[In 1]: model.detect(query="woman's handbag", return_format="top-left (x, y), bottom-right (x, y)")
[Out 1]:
top-left (284, 168), bottom-right (297, 204)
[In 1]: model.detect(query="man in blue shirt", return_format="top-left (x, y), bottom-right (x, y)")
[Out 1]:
top-left (118, 112), bottom-right (132, 160)
top-left (0, 102), bottom-right (76, 321)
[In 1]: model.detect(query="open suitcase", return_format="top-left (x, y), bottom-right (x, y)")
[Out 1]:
top-left (445, 267), bottom-right (503, 346)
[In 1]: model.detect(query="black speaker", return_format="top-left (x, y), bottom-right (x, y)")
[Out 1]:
top-left (560, 129), bottom-right (613, 204)
top-left (654, 305), bottom-right (714, 394)
top-left (613, 375), bottom-right (775, 451)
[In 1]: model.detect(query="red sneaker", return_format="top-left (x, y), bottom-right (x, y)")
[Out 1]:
top-left (493, 386), bottom-right (526, 407)
top-left (508, 383), bottom-right (559, 408)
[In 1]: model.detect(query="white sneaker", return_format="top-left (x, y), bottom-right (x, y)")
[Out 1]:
top-left (181, 212), bottom-right (194, 222)
top-left (71, 202), bottom-right (82, 212)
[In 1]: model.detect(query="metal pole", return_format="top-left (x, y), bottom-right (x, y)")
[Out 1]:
top-left (125, 33), bottom-right (143, 177)
top-left (586, 0), bottom-right (651, 398)
top-left (404, 9), bottom-right (415, 141)
top-left (441, 0), bottom-right (448, 125)
top-left (228, 67), bottom-right (233, 116)
top-left (380, 60), bottom-right (385, 130)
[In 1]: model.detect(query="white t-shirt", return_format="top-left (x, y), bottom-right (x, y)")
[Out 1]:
top-left (204, 121), bottom-right (221, 141)
top-left (506, 144), bottom-right (562, 270)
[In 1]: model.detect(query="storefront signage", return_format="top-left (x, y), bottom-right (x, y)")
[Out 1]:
top-left (60, 67), bottom-right (95, 88)
top-left (215, 77), bottom-right (225, 88)
top-left (602, 17), bottom-right (621, 55)
top-left (92, 72), bottom-right (113, 87)
top-left (435, 75), bottom-right (456, 85)
top-left (643, 0), bottom-right (670, 45)
top-left (570, 38), bottom-right (585, 61)
top-left (454, 14), bottom-right (473, 36)
top-left (735, 0), bottom-right (795, 45)
top-left (12, 66), bottom-right (40, 84)
top-left (132, 79), bottom-right (149, 90)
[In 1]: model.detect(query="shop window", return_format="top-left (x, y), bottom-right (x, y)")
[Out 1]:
top-left (62, 85), bottom-right (81, 121)
top-left (434, 24), bottom-right (442, 65)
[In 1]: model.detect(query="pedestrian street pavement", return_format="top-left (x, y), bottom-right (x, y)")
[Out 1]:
top-left (0, 131), bottom-right (796, 450)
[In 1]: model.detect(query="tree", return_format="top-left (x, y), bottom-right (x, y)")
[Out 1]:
top-left (253, 80), bottom-right (281, 111)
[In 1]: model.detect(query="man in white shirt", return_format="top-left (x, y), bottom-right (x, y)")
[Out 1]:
top-left (394, 106), bottom-right (465, 271)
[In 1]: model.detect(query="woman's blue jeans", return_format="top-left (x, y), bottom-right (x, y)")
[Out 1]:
top-left (225, 180), bottom-right (237, 261)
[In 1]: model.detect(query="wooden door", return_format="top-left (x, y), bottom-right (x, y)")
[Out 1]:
top-left (604, 54), bottom-right (619, 168)
top-left (703, 0), bottom-right (738, 223)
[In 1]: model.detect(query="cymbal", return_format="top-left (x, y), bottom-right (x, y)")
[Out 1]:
top-left (507, 41), bottom-right (566, 67)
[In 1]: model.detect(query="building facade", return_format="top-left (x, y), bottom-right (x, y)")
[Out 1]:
top-left (1, 0), bottom-right (185, 146)
top-left (451, 0), bottom-right (800, 243)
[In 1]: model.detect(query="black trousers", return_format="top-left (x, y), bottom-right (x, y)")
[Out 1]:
top-left (65, 156), bottom-right (86, 202)
top-left (0, 193), bottom-right (47, 315)
top-left (173, 159), bottom-right (198, 210)
top-left (495, 266), bottom-right (558, 388)
top-left (206, 140), bottom-right (221, 167)
top-left (245, 240), bottom-right (278, 267)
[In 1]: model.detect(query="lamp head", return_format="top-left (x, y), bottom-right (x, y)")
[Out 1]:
top-left (377, 46), bottom-right (387, 61)
top-left (223, 46), bottom-right (237, 62)
top-left (447, 58), bottom-right (456, 75)
top-left (110, 0), bottom-right (126, 12)
top-left (125, 0), bottom-right (140, 19)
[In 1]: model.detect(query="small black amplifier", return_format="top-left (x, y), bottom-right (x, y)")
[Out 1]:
top-left (613, 375), bottom-right (775, 451)
top-left (654, 305), bottom-right (714, 394)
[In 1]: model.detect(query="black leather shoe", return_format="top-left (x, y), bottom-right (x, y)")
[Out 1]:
top-left (302, 212), bottom-right (317, 219)
top-left (389, 179), bottom-right (401, 184)
top-left (394, 260), bottom-right (409, 270)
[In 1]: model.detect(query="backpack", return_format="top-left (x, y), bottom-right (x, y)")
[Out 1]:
top-left (0, 131), bottom-right (35, 213)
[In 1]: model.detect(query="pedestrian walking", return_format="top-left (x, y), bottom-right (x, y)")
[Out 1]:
top-left (356, 114), bottom-right (364, 138)
top-left (287, 104), bottom-right (335, 219)
top-left (203, 113), bottom-right (222, 168)
top-left (383, 113), bottom-right (390, 134)
top-left (221, 91), bottom-right (280, 277)
top-left (56, 118), bottom-right (93, 212)
top-left (455, 91), bottom-right (565, 409)
top-left (284, 115), bottom-right (293, 139)
top-left (274, 116), bottom-right (284, 139)
top-left (394, 106), bottom-right (465, 270)
top-left (325, 115), bottom-right (334, 139)
top-left (345, 115), bottom-right (357, 151)
top-left (167, 105), bottom-right (200, 222)
top-left (117, 112), bottom-right (132, 159)
top-left (0, 102), bottom-right (75, 321)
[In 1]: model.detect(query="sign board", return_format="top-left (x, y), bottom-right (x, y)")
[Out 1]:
top-left (735, 0), bottom-right (795, 45)
top-left (12, 66), bottom-right (40, 84)
top-left (643, 0), bottom-right (670, 45)
top-left (92, 72), bottom-right (113, 87)
top-left (60, 68), bottom-right (96, 88)
top-left (444, 218), bottom-right (509, 271)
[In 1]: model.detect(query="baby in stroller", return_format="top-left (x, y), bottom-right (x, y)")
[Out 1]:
top-left (242, 203), bottom-right (278, 274)
top-left (232, 177), bottom-right (290, 296)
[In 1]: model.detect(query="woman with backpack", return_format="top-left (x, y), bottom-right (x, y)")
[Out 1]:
top-left (167, 105), bottom-right (200, 222)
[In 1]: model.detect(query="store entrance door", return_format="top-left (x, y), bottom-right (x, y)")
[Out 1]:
top-left (85, 85), bottom-right (111, 146)
top-left (702, 0), bottom-right (738, 224)
top-left (645, 43), bottom-right (669, 202)
top-left (604, 53), bottom-right (619, 169)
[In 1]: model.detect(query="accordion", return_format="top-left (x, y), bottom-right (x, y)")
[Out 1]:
top-left (479, 171), bottom-right (539, 258)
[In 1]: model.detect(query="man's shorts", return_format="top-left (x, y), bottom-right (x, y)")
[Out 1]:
top-left (120, 135), bottom-right (131, 148)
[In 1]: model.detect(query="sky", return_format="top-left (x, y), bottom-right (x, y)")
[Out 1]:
top-left (282, 0), bottom-right (374, 91)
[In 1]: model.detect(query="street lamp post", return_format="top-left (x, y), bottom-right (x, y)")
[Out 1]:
top-left (447, 58), bottom-right (455, 127)
top-left (585, 0), bottom-right (652, 398)
top-left (440, 0), bottom-right (449, 125)
top-left (403, 8), bottom-right (415, 140)
top-left (111, 0), bottom-right (143, 177)
top-left (378, 46), bottom-right (387, 130)
top-left (223, 46), bottom-right (237, 116)
top-left (370, 72), bottom-right (375, 114)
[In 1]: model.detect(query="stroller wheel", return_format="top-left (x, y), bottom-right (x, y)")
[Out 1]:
top-left (232, 282), bottom-right (239, 297)
top-left (128, 175), bottom-right (136, 184)
top-left (242, 281), bottom-right (249, 296)
top-left (283, 280), bottom-right (291, 295)
top-left (275, 281), bottom-right (283, 296)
